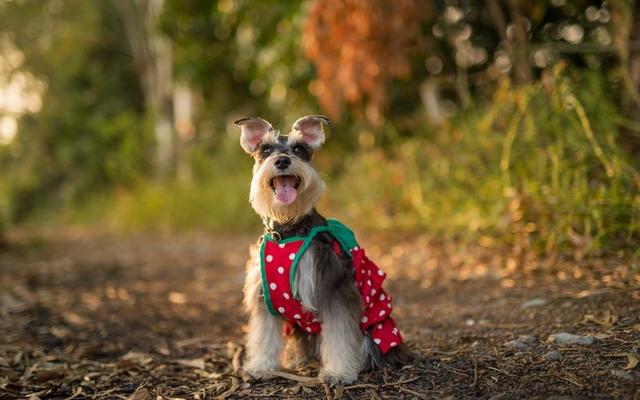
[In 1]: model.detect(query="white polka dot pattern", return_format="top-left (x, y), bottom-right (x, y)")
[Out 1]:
top-left (261, 233), bottom-right (402, 353)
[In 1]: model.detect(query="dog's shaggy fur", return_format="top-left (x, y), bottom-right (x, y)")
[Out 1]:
top-left (236, 115), bottom-right (405, 384)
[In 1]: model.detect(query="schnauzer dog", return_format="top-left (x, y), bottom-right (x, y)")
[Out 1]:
top-left (236, 115), bottom-right (403, 384)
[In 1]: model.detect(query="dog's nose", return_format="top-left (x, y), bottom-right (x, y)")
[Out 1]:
top-left (274, 156), bottom-right (291, 170)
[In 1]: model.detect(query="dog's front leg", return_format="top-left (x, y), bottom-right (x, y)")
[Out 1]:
top-left (245, 306), bottom-right (283, 378)
top-left (243, 251), bottom-right (283, 378)
top-left (303, 240), bottom-right (363, 384)
top-left (318, 298), bottom-right (363, 384)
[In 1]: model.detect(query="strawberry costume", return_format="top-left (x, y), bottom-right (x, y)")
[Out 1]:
top-left (259, 219), bottom-right (402, 354)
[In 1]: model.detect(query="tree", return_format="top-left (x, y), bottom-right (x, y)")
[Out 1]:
top-left (115, 0), bottom-right (176, 179)
top-left (303, 0), bottom-right (431, 125)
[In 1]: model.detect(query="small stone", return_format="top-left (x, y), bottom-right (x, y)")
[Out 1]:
top-left (542, 350), bottom-right (562, 361)
top-left (504, 334), bottom-right (536, 350)
top-left (522, 298), bottom-right (548, 308)
top-left (548, 332), bottom-right (595, 345)
top-left (611, 370), bottom-right (633, 380)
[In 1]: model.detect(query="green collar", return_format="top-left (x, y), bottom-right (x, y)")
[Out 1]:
top-left (262, 218), bottom-right (359, 252)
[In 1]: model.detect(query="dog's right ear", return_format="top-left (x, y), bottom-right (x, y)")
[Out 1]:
top-left (290, 115), bottom-right (330, 150)
top-left (235, 117), bottom-right (274, 153)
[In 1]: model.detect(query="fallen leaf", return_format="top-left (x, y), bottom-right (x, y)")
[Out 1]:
top-left (33, 367), bottom-right (66, 382)
top-left (592, 333), bottom-right (612, 340)
top-left (175, 358), bottom-right (206, 370)
top-left (65, 386), bottom-right (83, 400)
top-left (217, 376), bottom-right (239, 399)
top-left (583, 310), bottom-right (618, 327)
top-left (62, 311), bottom-right (87, 326)
top-left (121, 352), bottom-right (153, 367)
top-left (50, 326), bottom-right (71, 339)
top-left (208, 371), bottom-right (224, 380)
top-left (0, 367), bottom-right (20, 381)
top-left (12, 351), bottom-right (23, 365)
top-left (619, 352), bottom-right (639, 370)
top-left (128, 387), bottom-right (150, 400)
top-left (168, 292), bottom-right (187, 304)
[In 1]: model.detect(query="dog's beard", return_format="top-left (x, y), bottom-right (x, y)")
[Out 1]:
top-left (250, 157), bottom-right (325, 224)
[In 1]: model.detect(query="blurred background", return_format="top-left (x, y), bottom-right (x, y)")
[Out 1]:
top-left (0, 0), bottom-right (638, 258)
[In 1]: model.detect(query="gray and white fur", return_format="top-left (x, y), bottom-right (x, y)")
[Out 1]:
top-left (237, 115), bottom-right (404, 384)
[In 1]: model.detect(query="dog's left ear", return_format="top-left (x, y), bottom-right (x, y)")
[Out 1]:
top-left (235, 116), bottom-right (274, 153)
top-left (290, 115), bottom-right (330, 150)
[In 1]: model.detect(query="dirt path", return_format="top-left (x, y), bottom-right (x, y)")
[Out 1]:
top-left (0, 231), bottom-right (638, 399)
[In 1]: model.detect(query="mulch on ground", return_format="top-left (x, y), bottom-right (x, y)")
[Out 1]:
top-left (0, 230), bottom-right (638, 399)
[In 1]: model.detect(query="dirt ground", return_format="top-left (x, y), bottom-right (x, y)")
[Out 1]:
top-left (0, 229), bottom-right (639, 399)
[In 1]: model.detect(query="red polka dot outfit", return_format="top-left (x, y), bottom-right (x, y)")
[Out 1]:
top-left (260, 220), bottom-right (402, 354)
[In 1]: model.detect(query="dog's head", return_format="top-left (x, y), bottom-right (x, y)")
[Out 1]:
top-left (235, 115), bottom-right (330, 224)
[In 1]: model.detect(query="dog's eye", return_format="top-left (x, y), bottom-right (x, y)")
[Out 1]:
top-left (292, 144), bottom-right (311, 160)
top-left (261, 146), bottom-right (273, 156)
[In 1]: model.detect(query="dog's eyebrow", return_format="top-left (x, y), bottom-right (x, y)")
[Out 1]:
top-left (254, 141), bottom-right (289, 160)
top-left (287, 141), bottom-right (313, 161)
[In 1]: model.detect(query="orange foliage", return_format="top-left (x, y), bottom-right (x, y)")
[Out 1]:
top-left (303, 0), bottom-right (430, 123)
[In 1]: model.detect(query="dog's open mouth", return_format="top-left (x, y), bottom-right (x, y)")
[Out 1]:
top-left (269, 175), bottom-right (301, 205)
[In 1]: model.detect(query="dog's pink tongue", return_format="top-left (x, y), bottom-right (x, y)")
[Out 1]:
top-left (274, 176), bottom-right (298, 204)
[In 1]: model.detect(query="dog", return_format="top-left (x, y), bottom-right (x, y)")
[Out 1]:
top-left (236, 115), bottom-right (404, 384)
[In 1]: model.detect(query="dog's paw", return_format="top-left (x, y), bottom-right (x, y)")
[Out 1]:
top-left (244, 359), bottom-right (279, 381)
top-left (318, 369), bottom-right (358, 385)
top-left (282, 355), bottom-right (310, 370)
top-left (243, 367), bottom-right (276, 381)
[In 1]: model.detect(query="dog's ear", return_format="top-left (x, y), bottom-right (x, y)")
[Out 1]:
top-left (235, 117), bottom-right (274, 153)
top-left (290, 115), bottom-right (330, 150)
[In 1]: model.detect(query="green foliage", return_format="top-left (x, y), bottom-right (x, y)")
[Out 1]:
top-left (328, 67), bottom-right (639, 255)
top-left (1, 0), bottom-right (638, 259)
top-left (74, 66), bottom-right (640, 258)
top-left (160, 0), bottom-right (313, 129)
top-left (70, 145), bottom-right (258, 233)
top-left (0, 0), bottom-right (148, 223)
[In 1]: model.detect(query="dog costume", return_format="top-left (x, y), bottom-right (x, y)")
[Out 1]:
top-left (260, 219), bottom-right (402, 354)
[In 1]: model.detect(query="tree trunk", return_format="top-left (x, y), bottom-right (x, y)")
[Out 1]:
top-left (507, 0), bottom-right (532, 85)
top-left (627, 6), bottom-right (640, 103)
top-left (114, 0), bottom-right (175, 179)
top-left (611, 0), bottom-right (640, 155)
top-left (419, 78), bottom-right (446, 127)
top-left (625, 8), bottom-right (640, 155)
top-left (174, 83), bottom-right (196, 183)
top-left (487, 0), bottom-right (508, 43)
